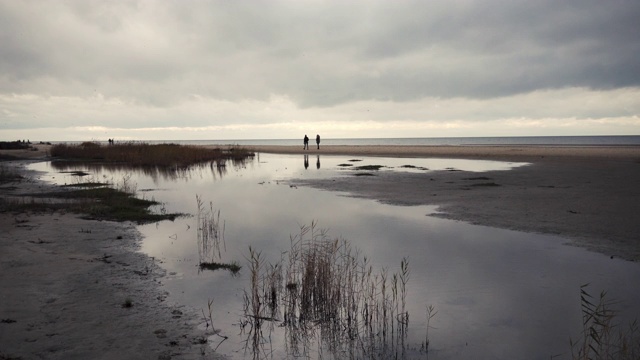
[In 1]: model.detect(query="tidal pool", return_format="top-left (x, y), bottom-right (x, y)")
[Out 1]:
top-left (30, 154), bottom-right (640, 359)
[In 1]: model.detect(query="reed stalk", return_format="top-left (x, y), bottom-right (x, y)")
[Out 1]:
top-left (242, 222), bottom-right (420, 359)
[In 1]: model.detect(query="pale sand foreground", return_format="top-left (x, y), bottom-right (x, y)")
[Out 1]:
top-left (248, 145), bottom-right (640, 261)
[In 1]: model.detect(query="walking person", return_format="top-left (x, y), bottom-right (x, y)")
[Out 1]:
top-left (303, 135), bottom-right (309, 150)
top-left (316, 134), bottom-right (320, 149)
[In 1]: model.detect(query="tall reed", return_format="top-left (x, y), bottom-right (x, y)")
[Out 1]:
top-left (242, 222), bottom-right (417, 359)
top-left (571, 284), bottom-right (640, 360)
top-left (196, 195), bottom-right (226, 267)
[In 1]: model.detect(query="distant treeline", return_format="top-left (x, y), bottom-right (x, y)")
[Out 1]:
top-left (0, 140), bottom-right (51, 150)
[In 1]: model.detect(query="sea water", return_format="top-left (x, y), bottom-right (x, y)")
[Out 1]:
top-left (52, 135), bottom-right (640, 147)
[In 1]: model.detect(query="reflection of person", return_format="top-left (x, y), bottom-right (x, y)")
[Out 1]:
top-left (303, 135), bottom-right (309, 150)
top-left (316, 134), bottom-right (320, 149)
top-left (304, 154), bottom-right (309, 169)
top-left (316, 155), bottom-right (320, 169)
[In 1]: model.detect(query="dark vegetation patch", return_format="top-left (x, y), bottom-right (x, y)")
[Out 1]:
top-left (463, 176), bottom-right (492, 181)
top-left (50, 141), bottom-right (254, 168)
top-left (61, 170), bottom-right (91, 177)
top-left (0, 154), bottom-right (20, 161)
top-left (348, 159), bottom-right (363, 162)
top-left (0, 166), bottom-right (22, 184)
top-left (199, 261), bottom-right (241, 274)
top-left (353, 173), bottom-right (375, 177)
top-left (470, 182), bottom-right (501, 187)
top-left (337, 163), bottom-right (353, 167)
top-left (445, 168), bottom-right (461, 172)
top-left (401, 165), bottom-right (429, 171)
top-left (0, 141), bottom-right (31, 150)
top-left (353, 165), bottom-right (385, 171)
top-left (18, 186), bottom-right (182, 223)
top-left (61, 182), bottom-right (105, 188)
top-left (0, 142), bottom-right (255, 222)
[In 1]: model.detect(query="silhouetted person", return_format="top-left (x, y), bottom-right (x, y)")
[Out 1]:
top-left (303, 135), bottom-right (309, 150)
top-left (316, 134), bottom-right (320, 149)
top-left (316, 155), bottom-right (320, 169)
top-left (304, 154), bottom-right (309, 169)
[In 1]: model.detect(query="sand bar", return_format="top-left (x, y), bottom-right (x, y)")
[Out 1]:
top-left (247, 144), bottom-right (640, 261)
top-left (244, 144), bottom-right (640, 161)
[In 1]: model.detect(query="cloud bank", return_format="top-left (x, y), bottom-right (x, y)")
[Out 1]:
top-left (1, 0), bottom-right (639, 140)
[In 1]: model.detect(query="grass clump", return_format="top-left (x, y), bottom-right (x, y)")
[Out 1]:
top-left (199, 261), bottom-right (241, 274)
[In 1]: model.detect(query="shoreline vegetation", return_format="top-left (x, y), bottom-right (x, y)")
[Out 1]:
top-left (52, 141), bottom-right (254, 167)
top-left (0, 142), bottom-right (640, 359)
top-left (2, 142), bottom-right (256, 223)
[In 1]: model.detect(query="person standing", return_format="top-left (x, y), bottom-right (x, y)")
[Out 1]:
top-left (303, 135), bottom-right (309, 150)
top-left (316, 134), bottom-right (320, 149)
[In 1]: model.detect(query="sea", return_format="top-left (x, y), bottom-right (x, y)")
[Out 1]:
top-left (51, 135), bottom-right (640, 146)
top-left (151, 135), bottom-right (640, 146)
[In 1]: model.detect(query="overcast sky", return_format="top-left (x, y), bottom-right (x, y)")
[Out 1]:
top-left (1, 0), bottom-right (639, 141)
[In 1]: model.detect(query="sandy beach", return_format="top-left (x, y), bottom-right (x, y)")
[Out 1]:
top-left (2, 143), bottom-right (640, 359)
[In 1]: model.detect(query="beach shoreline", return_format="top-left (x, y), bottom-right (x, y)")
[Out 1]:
top-left (0, 150), bottom-right (214, 359)
top-left (2, 142), bottom-right (639, 358)
top-left (247, 144), bottom-right (640, 261)
top-left (243, 144), bottom-right (640, 162)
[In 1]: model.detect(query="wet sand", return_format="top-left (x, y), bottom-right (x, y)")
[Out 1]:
top-left (248, 145), bottom-right (640, 261)
top-left (0, 146), bottom-right (215, 359)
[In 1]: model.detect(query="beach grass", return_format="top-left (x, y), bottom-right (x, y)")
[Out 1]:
top-left (50, 141), bottom-right (254, 168)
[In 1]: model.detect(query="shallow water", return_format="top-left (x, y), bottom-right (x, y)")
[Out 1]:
top-left (30, 154), bottom-right (640, 359)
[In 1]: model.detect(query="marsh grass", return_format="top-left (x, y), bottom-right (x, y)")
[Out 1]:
top-left (50, 142), bottom-right (254, 168)
top-left (241, 222), bottom-right (415, 359)
top-left (6, 176), bottom-right (179, 223)
top-left (0, 164), bottom-right (22, 184)
top-left (571, 284), bottom-right (640, 360)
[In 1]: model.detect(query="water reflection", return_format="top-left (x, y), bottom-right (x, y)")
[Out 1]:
top-left (303, 155), bottom-right (322, 171)
top-left (28, 154), bottom-right (640, 359)
top-left (49, 157), bottom-right (251, 183)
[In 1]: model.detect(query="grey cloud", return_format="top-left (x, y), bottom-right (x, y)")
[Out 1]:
top-left (1, 0), bottom-right (639, 110)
